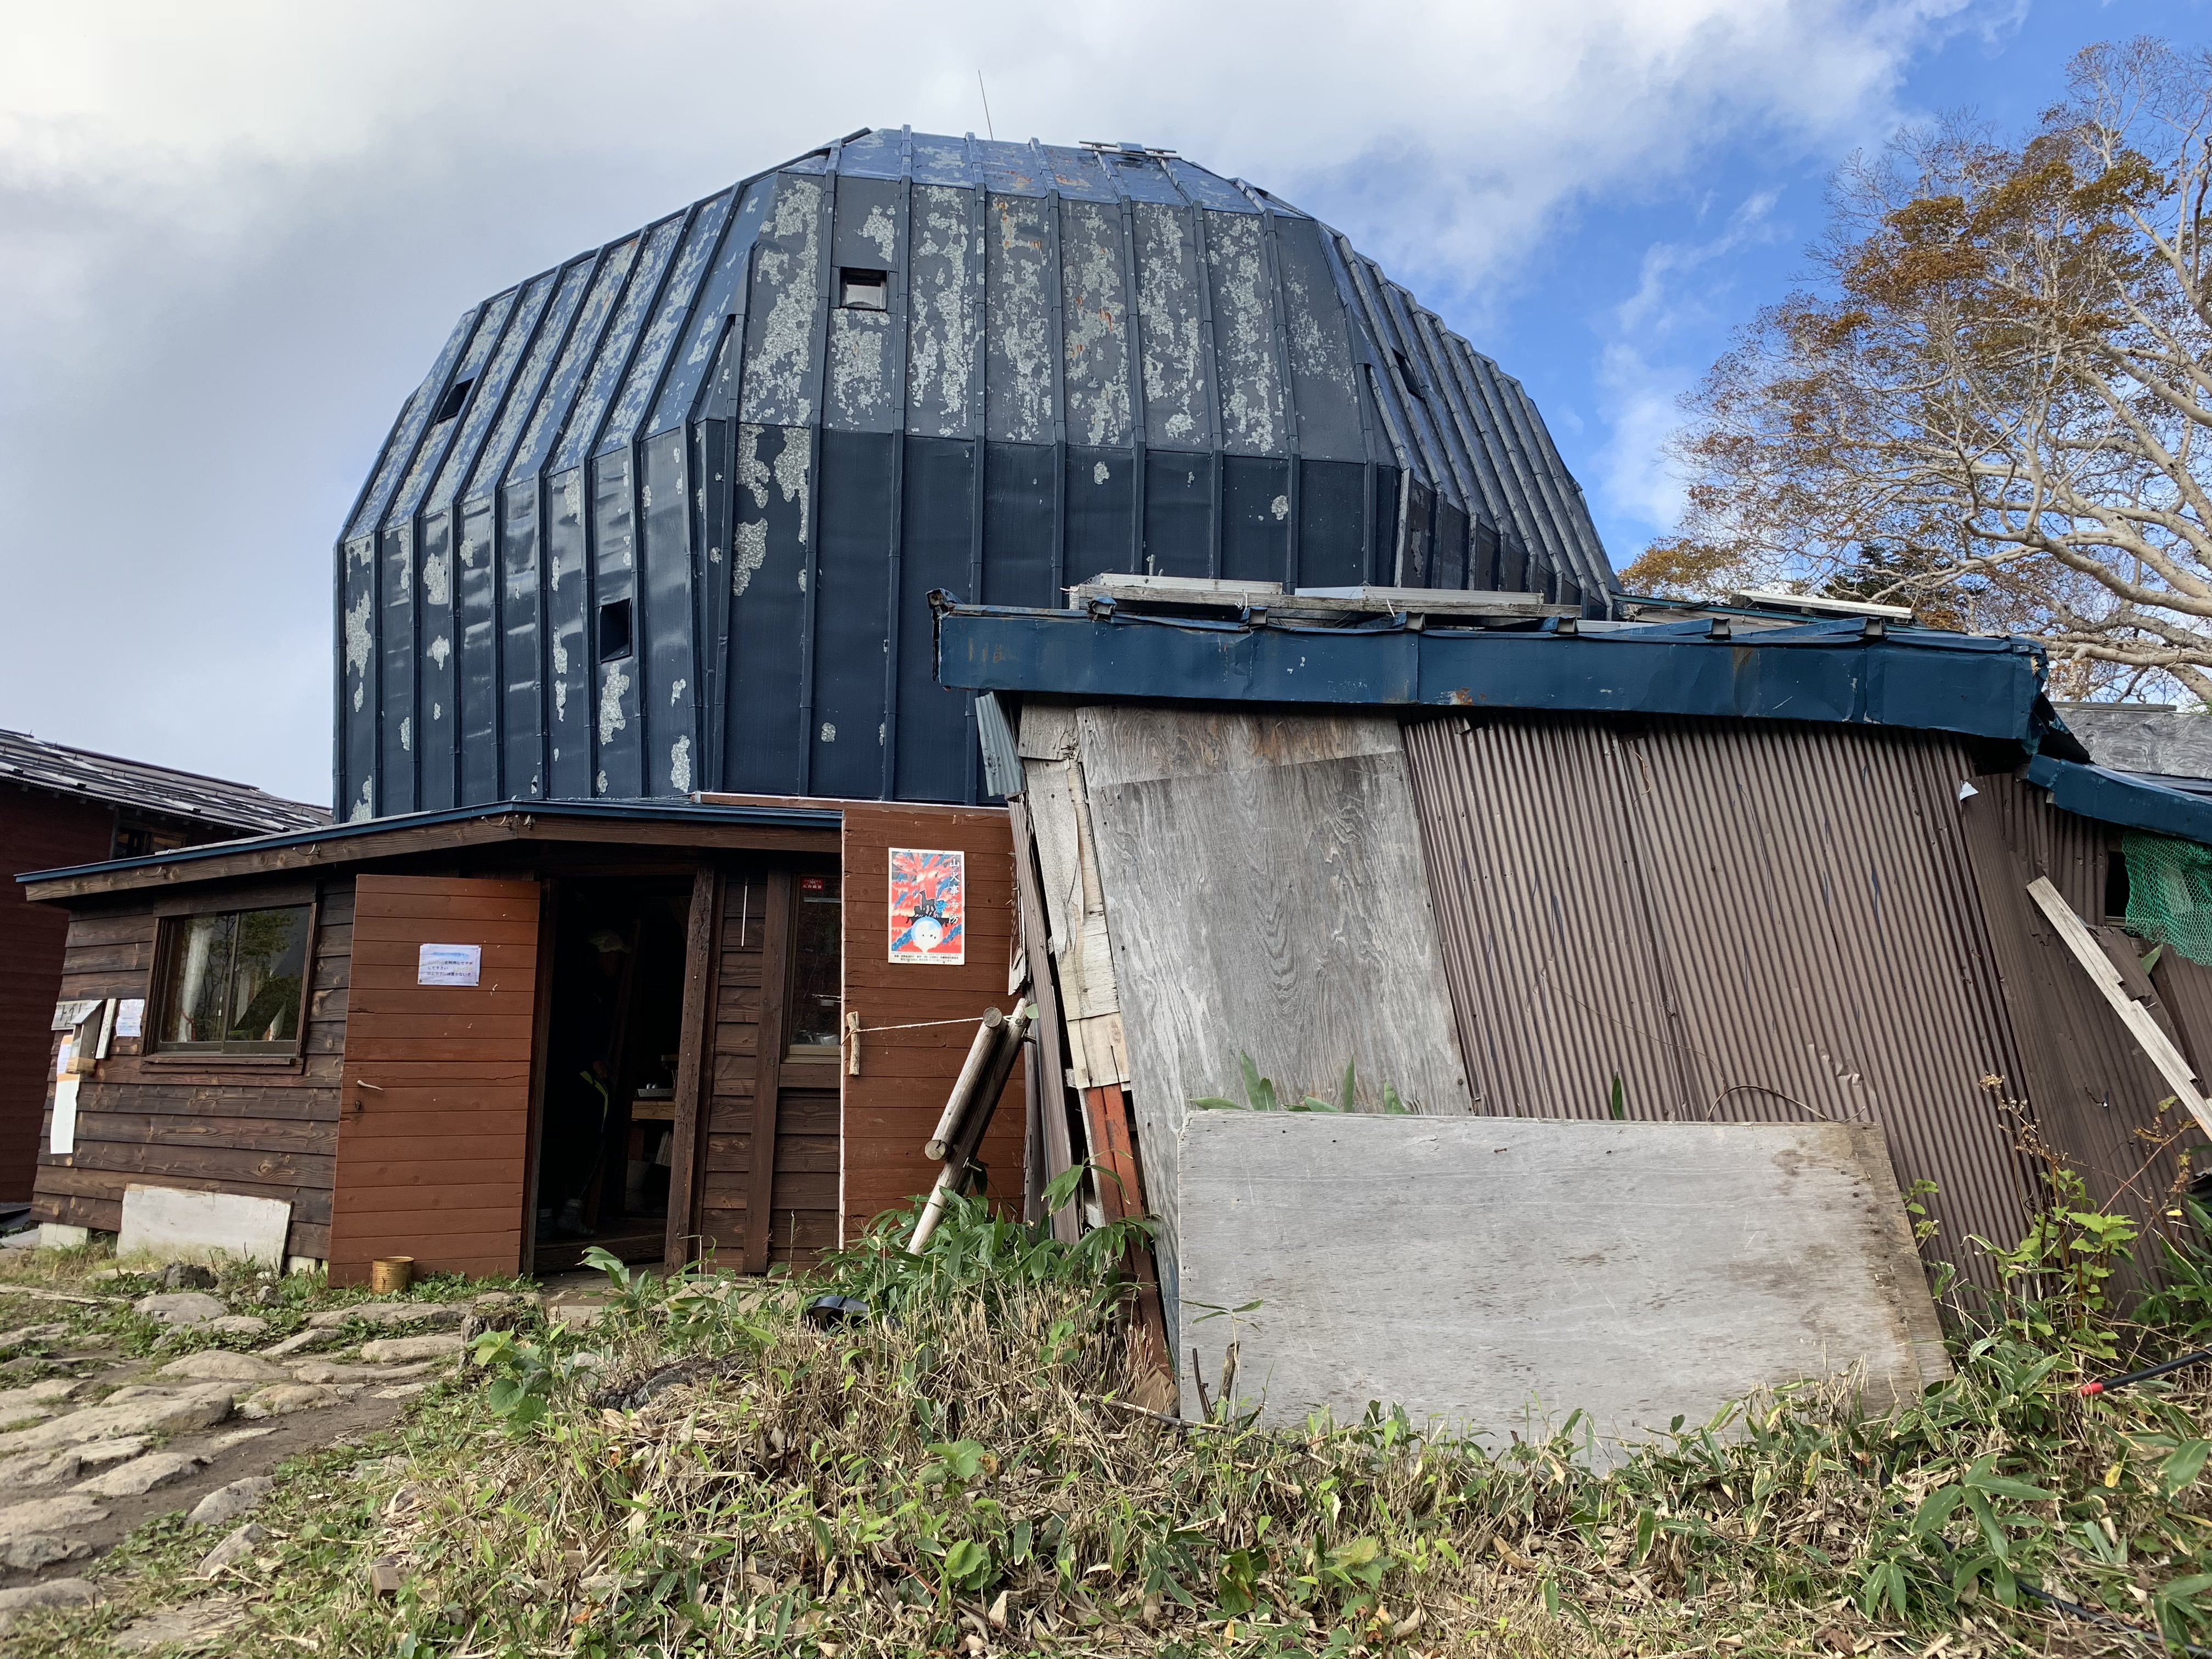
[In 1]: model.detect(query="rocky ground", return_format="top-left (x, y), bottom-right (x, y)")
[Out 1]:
top-left (0, 1249), bottom-right (610, 1651)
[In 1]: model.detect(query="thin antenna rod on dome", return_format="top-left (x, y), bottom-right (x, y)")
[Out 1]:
top-left (977, 71), bottom-right (995, 141)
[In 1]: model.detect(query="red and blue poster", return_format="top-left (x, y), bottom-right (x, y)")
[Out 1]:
top-left (889, 848), bottom-right (966, 965)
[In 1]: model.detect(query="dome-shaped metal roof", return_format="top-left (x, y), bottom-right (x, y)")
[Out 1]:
top-left (336, 128), bottom-right (1614, 819)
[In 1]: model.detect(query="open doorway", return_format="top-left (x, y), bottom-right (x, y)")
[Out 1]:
top-left (532, 877), bottom-right (693, 1272)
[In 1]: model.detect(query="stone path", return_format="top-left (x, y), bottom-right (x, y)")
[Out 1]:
top-left (0, 1279), bottom-right (550, 1635)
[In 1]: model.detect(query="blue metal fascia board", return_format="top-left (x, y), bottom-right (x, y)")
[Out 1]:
top-left (16, 799), bottom-right (844, 887)
top-left (935, 607), bottom-right (2042, 742)
top-left (2023, 755), bottom-right (2212, 845)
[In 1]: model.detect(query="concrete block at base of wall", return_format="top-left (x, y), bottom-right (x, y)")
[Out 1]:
top-left (286, 1257), bottom-right (324, 1277)
top-left (117, 1187), bottom-right (290, 1268)
top-left (35, 1224), bottom-right (91, 1249)
top-left (1175, 1113), bottom-right (1950, 1463)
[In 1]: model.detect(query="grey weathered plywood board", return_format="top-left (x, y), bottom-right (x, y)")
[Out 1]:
top-left (1177, 1114), bottom-right (1948, 1454)
top-left (1065, 705), bottom-right (1472, 1331)
top-left (117, 1184), bottom-right (292, 1267)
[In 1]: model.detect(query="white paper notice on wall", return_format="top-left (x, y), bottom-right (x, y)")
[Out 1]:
top-left (50, 1078), bottom-right (78, 1156)
top-left (417, 944), bottom-right (483, 987)
top-left (115, 999), bottom-right (145, 1040)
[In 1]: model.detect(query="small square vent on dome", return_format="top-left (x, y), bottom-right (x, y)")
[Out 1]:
top-left (839, 269), bottom-right (888, 312)
top-left (431, 377), bottom-right (474, 424)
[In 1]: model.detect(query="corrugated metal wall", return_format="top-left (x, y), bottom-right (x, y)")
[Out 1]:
top-left (1403, 714), bottom-right (2034, 1295)
top-left (336, 130), bottom-right (1616, 823)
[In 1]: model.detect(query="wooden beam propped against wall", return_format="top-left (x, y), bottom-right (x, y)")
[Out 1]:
top-left (2027, 876), bottom-right (2212, 1146)
top-left (663, 865), bottom-right (723, 1271)
top-left (744, 870), bottom-right (795, 1274)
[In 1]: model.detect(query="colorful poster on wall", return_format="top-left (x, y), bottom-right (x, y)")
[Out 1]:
top-left (889, 848), bottom-right (966, 965)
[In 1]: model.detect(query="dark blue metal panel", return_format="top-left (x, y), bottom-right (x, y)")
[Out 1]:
top-left (590, 449), bottom-right (641, 798)
top-left (1296, 460), bottom-right (1366, 589)
top-left (725, 423), bottom-right (810, 793)
top-left (826, 176), bottom-right (904, 433)
top-left (894, 436), bottom-right (975, 801)
top-left (1164, 159), bottom-right (1257, 213)
top-left (558, 217), bottom-right (684, 475)
top-left (1144, 451), bottom-right (1213, 577)
top-left (1059, 199), bottom-right (1132, 449)
top-left (1204, 210), bottom-right (1286, 456)
top-left (388, 294), bottom-right (515, 533)
top-left (544, 467), bottom-right (591, 800)
top-left (985, 194), bottom-right (1053, 443)
top-left (457, 495), bottom-right (501, 804)
top-left (740, 176), bottom-right (826, 429)
top-left (416, 509), bottom-right (458, 811)
top-left (1135, 202), bottom-right (1211, 452)
top-left (498, 486), bottom-right (546, 799)
top-left (340, 538), bottom-right (377, 820)
top-left (811, 430), bottom-right (898, 797)
top-left (1222, 455), bottom-right (1291, 583)
top-left (907, 182), bottom-right (978, 438)
top-left (983, 443), bottom-right (1056, 607)
top-left (2026, 757), bottom-right (2212, 845)
top-left (1066, 447), bottom-right (1136, 580)
top-left (639, 430), bottom-right (696, 797)
top-left (432, 275), bottom-right (556, 513)
top-left (376, 525), bottom-right (418, 814)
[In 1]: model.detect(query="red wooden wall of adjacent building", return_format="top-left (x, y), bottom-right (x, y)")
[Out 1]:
top-left (0, 789), bottom-right (115, 1201)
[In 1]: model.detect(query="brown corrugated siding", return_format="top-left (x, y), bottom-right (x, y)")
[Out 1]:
top-left (1403, 714), bottom-right (2031, 1295)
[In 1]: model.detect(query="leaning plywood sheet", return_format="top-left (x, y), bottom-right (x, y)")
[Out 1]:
top-left (118, 1184), bottom-right (291, 1267)
top-left (1068, 706), bottom-right (1472, 1330)
top-left (1178, 1114), bottom-right (1948, 1457)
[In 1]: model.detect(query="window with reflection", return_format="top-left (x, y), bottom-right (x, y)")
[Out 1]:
top-left (788, 873), bottom-right (843, 1052)
top-left (154, 905), bottom-right (313, 1054)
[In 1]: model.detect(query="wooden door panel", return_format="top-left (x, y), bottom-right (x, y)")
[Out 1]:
top-left (328, 876), bottom-right (541, 1284)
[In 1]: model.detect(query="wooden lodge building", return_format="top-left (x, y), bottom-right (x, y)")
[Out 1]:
top-left (20, 129), bottom-right (1609, 1279)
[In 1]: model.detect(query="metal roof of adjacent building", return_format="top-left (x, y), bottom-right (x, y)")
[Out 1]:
top-left (0, 730), bottom-right (328, 836)
top-left (933, 594), bottom-right (2212, 847)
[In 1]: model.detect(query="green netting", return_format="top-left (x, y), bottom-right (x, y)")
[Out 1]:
top-left (2123, 831), bottom-right (2212, 966)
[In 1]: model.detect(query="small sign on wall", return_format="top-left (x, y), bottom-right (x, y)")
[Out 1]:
top-left (889, 848), bottom-right (966, 965)
top-left (416, 944), bottom-right (483, 986)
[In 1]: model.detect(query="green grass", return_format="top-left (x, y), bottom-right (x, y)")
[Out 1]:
top-left (4, 1192), bottom-right (2212, 1656)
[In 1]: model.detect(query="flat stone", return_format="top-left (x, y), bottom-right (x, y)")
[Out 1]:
top-left (159, 1263), bottom-right (219, 1291)
top-left (204, 1315), bottom-right (270, 1339)
top-left (0, 1533), bottom-right (95, 1571)
top-left (307, 1300), bottom-right (463, 1330)
top-left (472, 1291), bottom-right (532, 1308)
top-left (198, 1520), bottom-right (267, 1576)
top-left (189, 1476), bottom-right (274, 1528)
top-left (548, 1300), bottom-right (608, 1328)
top-left (0, 1322), bottom-right (69, 1349)
top-left (0, 1576), bottom-right (100, 1634)
top-left (131, 1292), bottom-right (228, 1327)
top-left (0, 1494), bottom-right (107, 1542)
top-left (74, 1449), bottom-right (204, 1498)
top-left (205, 1425), bottom-right (278, 1452)
top-left (0, 1378), bottom-right (78, 1421)
top-left (0, 1447), bottom-right (83, 1488)
top-left (256, 1329), bottom-right (323, 1357)
top-left (77, 1435), bottom-right (152, 1466)
top-left (157, 1351), bottom-right (289, 1384)
top-left (358, 1333), bottom-right (464, 1363)
top-left (239, 1382), bottom-right (351, 1418)
top-left (374, 1381), bottom-right (432, 1401)
top-left (289, 1358), bottom-right (436, 1385)
top-left (113, 1595), bottom-right (244, 1652)
top-left (0, 1381), bottom-right (234, 1454)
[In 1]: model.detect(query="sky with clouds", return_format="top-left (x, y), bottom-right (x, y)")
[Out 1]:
top-left (0, 0), bottom-right (2203, 806)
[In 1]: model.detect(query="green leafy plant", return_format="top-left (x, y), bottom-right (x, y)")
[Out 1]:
top-left (1974, 1167), bottom-right (2139, 1357)
top-left (1192, 1054), bottom-right (1410, 1114)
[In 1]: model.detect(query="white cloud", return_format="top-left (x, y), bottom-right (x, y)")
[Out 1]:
top-left (0, 0), bottom-right (1981, 799)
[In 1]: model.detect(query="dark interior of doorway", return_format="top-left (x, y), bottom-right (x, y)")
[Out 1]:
top-left (533, 877), bottom-right (692, 1272)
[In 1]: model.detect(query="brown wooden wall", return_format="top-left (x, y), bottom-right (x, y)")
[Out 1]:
top-left (840, 803), bottom-right (1026, 1243)
top-left (1, 789), bottom-right (116, 1201)
top-left (695, 867), bottom-right (842, 1270)
top-left (31, 874), bottom-right (351, 1261)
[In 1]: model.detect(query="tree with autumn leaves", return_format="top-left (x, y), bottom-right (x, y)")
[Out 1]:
top-left (1627, 38), bottom-right (2212, 702)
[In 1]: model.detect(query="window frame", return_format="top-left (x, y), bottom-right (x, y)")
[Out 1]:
top-left (146, 896), bottom-right (320, 1059)
top-left (785, 867), bottom-right (844, 1059)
